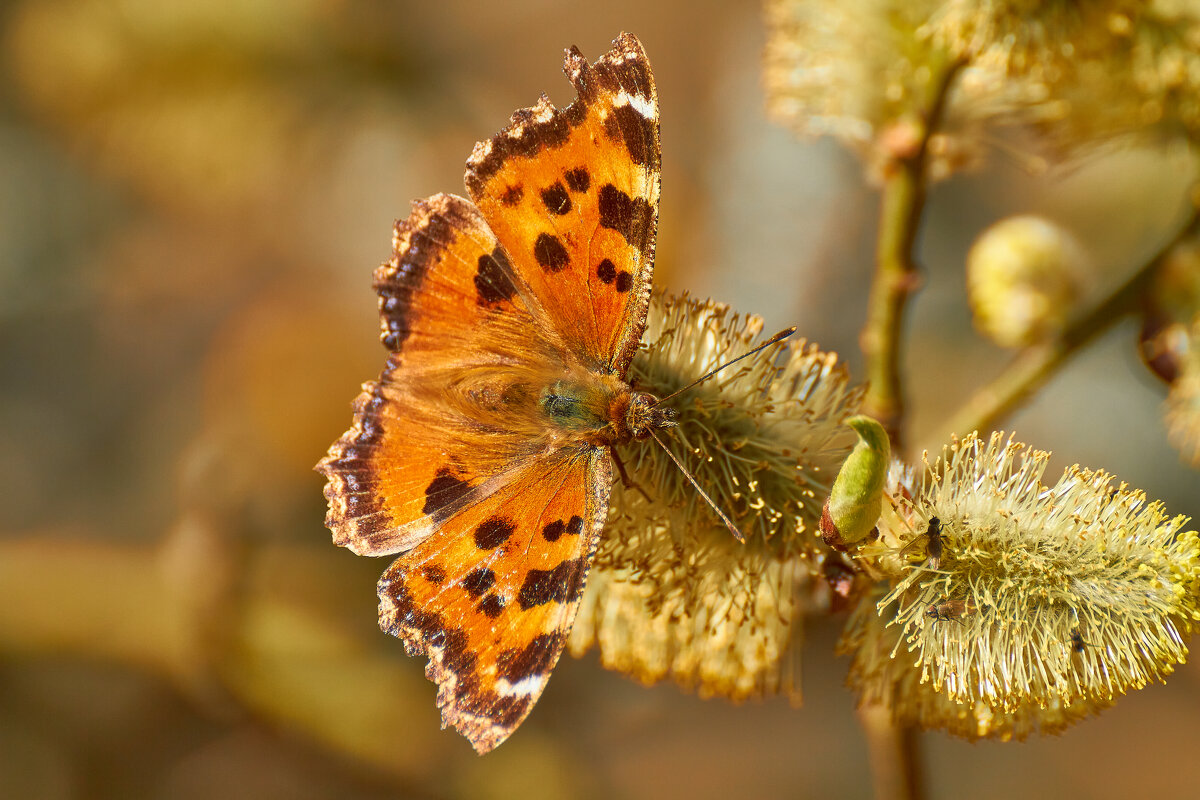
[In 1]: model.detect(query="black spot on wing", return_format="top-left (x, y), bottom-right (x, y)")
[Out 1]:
top-left (422, 565), bottom-right (446, 585)
top-left (500, 184), bottom-right (523, 205)
top-left (564, 167), bottom-right (590, 192)
top-left (603, 103), bottom-right (654, 168)
top-left (517, 557), bottom-right (587, 609)
top-left (475, 516), bottom-right (516, 550)
top-left (533, 233), bottom-right (570, 273)
top-left (597, 184), bottom-right (653, 245)
top-left (478, 594), bottom-right (505, 618)
top-left (540, 182), bottom-right (571, 215)
top-left (542, 519), bottom-right (565, 542)
top-left (462, 568), bottom-right (496, 597)
top-left (423, 468), bottom-right (472, 519)
top-left (595, 259), bottom-right (632, 292)
top-left (613, 60), bottom-right (654, 102)
top-left (498, 633), bottom-right (565, 682)
top-left (474, 247), bottom-right (519, 305)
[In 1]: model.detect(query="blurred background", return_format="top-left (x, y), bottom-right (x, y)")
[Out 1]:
top-left (2, 1), bottom-right (1199, 798)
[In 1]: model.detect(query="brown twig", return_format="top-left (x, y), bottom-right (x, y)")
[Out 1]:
top-left (858, 704), bottom-right (922, 800)
top-left (854, 56), bottom-right (963, 800)
top-left (860, 57), bottom-right (964, 454)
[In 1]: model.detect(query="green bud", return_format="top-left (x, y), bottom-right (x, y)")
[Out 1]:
top-left (820, 415), bottom-right (890, 548)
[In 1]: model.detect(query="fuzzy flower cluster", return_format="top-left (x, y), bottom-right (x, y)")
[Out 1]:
top-left (570, 292), bottom-right (863, 702)
top-left (613, 292), bottom-right (862, 555)
top-left (840, 586), bottom-right (1113, 740)
top-left (764, 0), bottom-right (1200, 178)
top-left (845, 432), bottom-right (1200, 737)
top-left (920, 0), bottom-right (1146, 75)
top-left (569, 557), bottom-right (810, 704)
top-left (966, 215), bottom-right (1090, 348)
top-left (764, 0), bottom-right (963, 178)
top-left (946, 0), bottom-right (1200, 154)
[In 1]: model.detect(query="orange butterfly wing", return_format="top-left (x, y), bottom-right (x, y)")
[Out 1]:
top-left (318, 193), bottom-right (561, 557)
top-left (379, 449), bottom-right (611, 752)
top-left (465, 31), bottom-right (660, 373)
top-left (318, 33), bottom-right (660, 753)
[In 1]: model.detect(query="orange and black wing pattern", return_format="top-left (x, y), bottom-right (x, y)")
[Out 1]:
top-left (317, 193), bottom-right (555, 557)
top-left (318, 33), bottom-right (661, 754)
top-left (379, 448), bottom-right (612, 753)
top-left (465, 32), bottom-right (660, 375)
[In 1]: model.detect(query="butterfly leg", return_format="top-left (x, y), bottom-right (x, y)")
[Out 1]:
top-left (610, 448), bottom-right (653, 503)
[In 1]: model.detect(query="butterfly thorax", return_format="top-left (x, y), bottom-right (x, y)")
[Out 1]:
top-left (539, 373), bottom-right (675, 447)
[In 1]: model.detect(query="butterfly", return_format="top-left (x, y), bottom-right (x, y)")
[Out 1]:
top-left (317, 33), bottom-right (666, 753)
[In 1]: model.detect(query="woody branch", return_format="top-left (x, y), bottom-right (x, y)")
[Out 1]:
top-left (860, 57), bottom-right (963, 452)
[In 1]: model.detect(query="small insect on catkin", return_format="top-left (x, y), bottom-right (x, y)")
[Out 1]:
top-left (925, 596), bottom-right (968, 625)
top-left (900, 516), bottom-right (944, 570)
top-left (840, 586), bottom-right (1117, 742)
top-left (1069, 627), bottom-right (1098, 654)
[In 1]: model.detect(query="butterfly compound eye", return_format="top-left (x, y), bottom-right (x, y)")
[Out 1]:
top-left (624, 392), bottom-right (674, 440)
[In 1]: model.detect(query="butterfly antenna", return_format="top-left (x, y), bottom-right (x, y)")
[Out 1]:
top-left (648, 429), bottom-right (745, 543)
top-left (652, 327), bottom-right (797, 408)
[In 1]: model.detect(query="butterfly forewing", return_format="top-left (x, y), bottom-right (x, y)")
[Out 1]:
top-left (317, 194), bottom-right (559, 556)
top-left (465, 32), bottom-right (660, 374)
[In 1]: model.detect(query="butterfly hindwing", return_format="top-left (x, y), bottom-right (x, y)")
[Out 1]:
top-left (465, 32), bottom-right (660, 374)
top-left (378, 449), bottom-right (612, 753)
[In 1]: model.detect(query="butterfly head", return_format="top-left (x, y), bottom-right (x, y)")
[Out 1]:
top-left (624, 391), bottom-right (677, 441)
